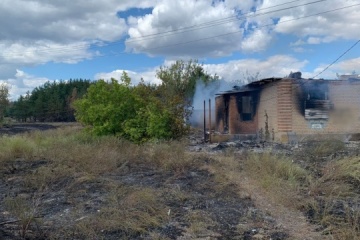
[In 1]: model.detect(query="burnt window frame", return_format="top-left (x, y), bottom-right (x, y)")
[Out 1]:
top-left (302, 82), bottom-right (332, 120)
top-left (237, 92), bottom-right (257, 122)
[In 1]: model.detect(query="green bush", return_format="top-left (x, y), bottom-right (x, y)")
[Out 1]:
top-left (74, 72), bottom-right (190, 142)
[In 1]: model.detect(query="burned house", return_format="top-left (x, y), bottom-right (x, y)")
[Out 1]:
top-left (214, 73), bottom-right (360, 142)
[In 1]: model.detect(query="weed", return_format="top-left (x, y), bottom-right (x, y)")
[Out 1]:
top-left (304, 198), bottom-right (360, 239)
top-left (185, 210), bottom-right (215, 235)
top-left (302, 139), bottom-right (345, 161)
top-left (242, 152), bottom-right (309, 207)
top-left (84, 186), bottom-right (167, 237)
top-left (4, 195), bottom-right (42, 238)
top-left (0, 135), bottom-right (37, 161)
top-left (147, 140), bottom-right (200, 173)
top-left (324, 156), bottom-right (360, 186)
top-left (243, 153), bottom-right (308, 187)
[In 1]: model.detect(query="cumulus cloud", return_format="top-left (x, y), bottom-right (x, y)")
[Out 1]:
top-left (0, 0), bottom-right (157, 79)
top-left (272, 0), bottom-right (360, 43)
top-left (95, 55), bottom-right (308, 88)
top-left (125, 0), bottom-right (244, 58)
top-left (310, 57), bottom-right (360, 79)
top-left (3, 70), bottom-right (50, 100)
top-left (94, 69), bottom-right (160, 85)
top-left (2, 0), bottom-right (360, 100)
top-left (204, 55), bottom-right (308, 81)
top-left (125, 0), bottom-right (360, 57)
top-left (241, 29), bottom-right (273, 52)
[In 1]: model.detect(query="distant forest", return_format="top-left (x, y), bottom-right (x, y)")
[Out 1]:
top-left (7, 79), bottom-right (92, 122)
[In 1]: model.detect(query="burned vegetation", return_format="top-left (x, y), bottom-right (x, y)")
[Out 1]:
top-left (1, 124), bottom-right (360, 239)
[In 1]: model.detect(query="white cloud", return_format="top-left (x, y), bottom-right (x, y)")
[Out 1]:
top-left (95, 55), bottom-right (308, 88)
top-left (0, 0), bottom-right (157, 43)
top-left (0, 40), bottom-right (94, 66)
top-left (241, 29), bottom-right (273, 52)
top-left (126, 0), bottom-right (244, 58)
top-left (94, 69), bottom-right (160, 85)
top-left (0, 0), bottom-right (157, 79)
top-left (204, 55), bottom-right (308, 81)
top-left (309, 57), bottom-right (360, 79)
top-left (272, 0), bottom-right (360, 43)
top-left (3, 70), bottom-right (50, 100)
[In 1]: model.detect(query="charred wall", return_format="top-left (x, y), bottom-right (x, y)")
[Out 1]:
top-left (228, 90), bottom-right (260, 134)
top-left (215, 95), bottom-right (229, 133)
top-left (291, 79), bottom-right (360, 135)
top-left (295, 81), bottom-right (332, 125)
top-left (215, 90), bottom-right (261, 134)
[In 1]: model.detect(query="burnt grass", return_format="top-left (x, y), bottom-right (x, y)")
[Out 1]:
top-left (0, 158), bottom-right (286, 239)
top-left (3, 124), bottom-right (360, 239)
top-left (0, 123), bottom-right (58, 136)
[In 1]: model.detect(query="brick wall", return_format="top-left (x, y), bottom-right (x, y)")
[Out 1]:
top-left (228, 95), bottom-right (258, 134)
top-left (289, 80), bottom-right (360, 138)
top-left (258, 82), bottom-right (279, 137)
top-left (215, 96), bottom-right (225, 133)
top-left (215, 79), bottom-right (360, 140)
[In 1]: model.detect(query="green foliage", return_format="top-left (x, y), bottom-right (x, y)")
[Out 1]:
top-left (156, 59), bottom-right (218, 107)
top-left (75, 61), bottom-right (217, 142)
top-left (74, 73), bottom-right (180, 142)
top-left (8, 79), bottom-right (92, 122)
top-left (0, 83), bottom-right (10, 122)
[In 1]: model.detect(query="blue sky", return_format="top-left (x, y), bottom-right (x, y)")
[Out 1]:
top-left (1, 0), bottom-right (359, 99)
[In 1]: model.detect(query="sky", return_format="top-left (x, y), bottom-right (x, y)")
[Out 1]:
top-left (1, 0), bottom-right (360, 100)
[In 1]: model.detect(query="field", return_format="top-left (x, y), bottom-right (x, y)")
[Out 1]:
top-left (0, 124), bottom-right (360, 239)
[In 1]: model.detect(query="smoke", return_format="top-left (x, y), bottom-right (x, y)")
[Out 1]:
top-left (189, 79), bottom-right (238, 128)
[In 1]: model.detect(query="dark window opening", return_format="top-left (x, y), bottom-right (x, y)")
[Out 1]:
top-left (241, 95), bottom-right (253, 121)
top-left (304, 84), bottom-right (331, 120)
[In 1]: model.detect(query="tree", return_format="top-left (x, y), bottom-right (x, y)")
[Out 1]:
top-left (156, 59), bottom-right (218, 107)
top-left (74, 73), bottom-right (138, 136)
top-left (0, 83), bottom-right (10, 122)
top-left (8, 79), bottom-right (92, 122)
top-left (74, 71), bottom-right (194, 142)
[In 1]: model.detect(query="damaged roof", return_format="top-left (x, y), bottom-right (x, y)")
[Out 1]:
top-left (216, 77), bottom-right (282, 95)
top-left (216, 75), bottom-right (360, 96)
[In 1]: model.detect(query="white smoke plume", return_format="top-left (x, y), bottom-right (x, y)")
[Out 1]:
top-left (190, 79), bottom-right (238, 128)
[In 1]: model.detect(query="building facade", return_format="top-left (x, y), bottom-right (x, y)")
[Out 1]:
top-left (215, 76), bottom-right (360, 142)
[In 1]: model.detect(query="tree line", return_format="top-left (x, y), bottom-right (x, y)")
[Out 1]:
top-left (7, 79), bottom-right (92, 122)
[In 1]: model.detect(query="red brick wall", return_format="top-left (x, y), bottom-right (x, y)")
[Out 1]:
top-left (215, 79), bottom-right (360, 140)
top-left (228, 95), bottom-right (258, 134)
top-left (258, 82), bottom-right (278, 136)
top-left (215, 96), bottom-right (225, 133)
top-left (277, 79), bottom-right (293, 132)
top-left (283, 80), bottom-right (360, 140)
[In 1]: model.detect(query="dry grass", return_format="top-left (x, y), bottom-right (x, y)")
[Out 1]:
top-left (301, 139), bottom-right (346, 161)
top-left (69, 186), bottom-right (167, 239)
top-left (4, 195), bottom-right (42, 238)
top-left (323, 156), bottom-right (360, 185)
top-left (304, 155), bottom-right (360, 239)
top-left (185, 210), bottom-right (215, 236)
top-left (234, 142), bottom-right (360, 239)
top-left (145, 140), bottom-right (202, 173)
top-left (2, 126), bottom-right (360, 239)
top-left (241, 152), bottom-right (309, 207)
top-left (0, 126), bottom-right (200, 239)
top-left (0, 135), bottom-right (38, 161)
